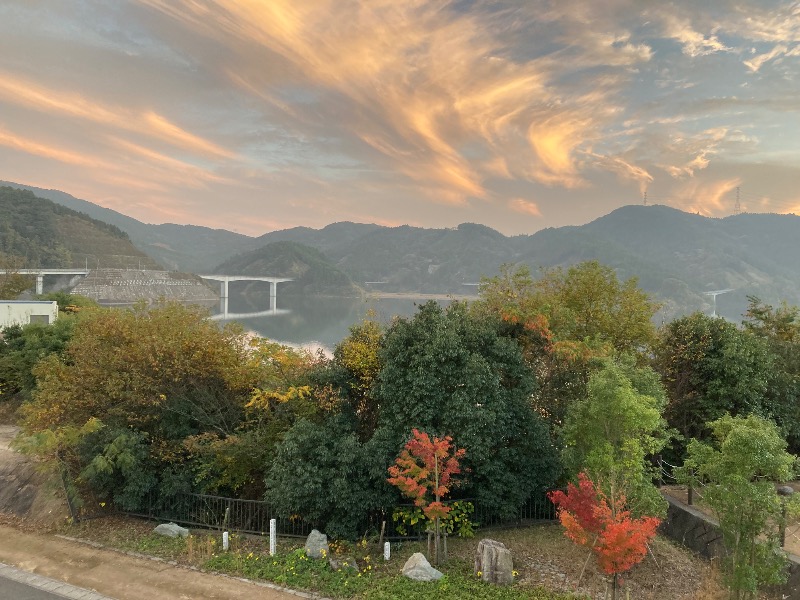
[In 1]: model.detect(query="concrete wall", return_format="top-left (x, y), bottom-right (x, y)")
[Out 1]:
top-left (71, 269), bottom-right (217, 304)
top-left (0, 301), bottom-right (58, 328)
top-left (661, 493), bottom-right (800, 598)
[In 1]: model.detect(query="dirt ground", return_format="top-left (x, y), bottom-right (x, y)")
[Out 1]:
top-left (0, 520), bottom-right (303, 600)
top-left (458, 525), bottom-right (727, 600)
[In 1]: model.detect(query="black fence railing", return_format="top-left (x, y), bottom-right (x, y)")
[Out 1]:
top-left (124, 492), bottom-right (314, 538)
top-left (121, 491), bottom-right (559, 540)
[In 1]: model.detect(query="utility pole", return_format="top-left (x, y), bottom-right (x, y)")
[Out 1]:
top-left (643, 190), bottom-right (648, 206)
top-left (734, 186), bottom-right (741, 215)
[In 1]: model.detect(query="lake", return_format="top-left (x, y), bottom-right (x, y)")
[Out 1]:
top-left (210, 291), bottom-right (467, 355)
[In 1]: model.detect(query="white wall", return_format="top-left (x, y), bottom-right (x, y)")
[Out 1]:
top-left (0, 301), bottom-right (59, 328)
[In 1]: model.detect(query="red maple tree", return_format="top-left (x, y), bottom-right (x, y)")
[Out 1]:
top-left (387, 428), bottom-right (465, 563)
top-left (549, 473), bottom-right (660, 596)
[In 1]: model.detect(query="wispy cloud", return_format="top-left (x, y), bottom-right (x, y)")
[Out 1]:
top-left (1, 1), bottom-right (800, 235)
top-left (508, 198), bottom-right (542, 217)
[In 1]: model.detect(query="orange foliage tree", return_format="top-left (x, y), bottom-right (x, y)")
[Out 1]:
top-left (549, 473), bottom-right (660, 598)
top-left (387, 428), bottom-right (465, 565)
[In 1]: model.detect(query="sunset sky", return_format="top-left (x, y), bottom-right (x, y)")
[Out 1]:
top-left (2, 1), bottom-right (800, 236)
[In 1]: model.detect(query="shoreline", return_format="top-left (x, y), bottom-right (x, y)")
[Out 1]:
top-left (363, 291), bottom-right (479, 301)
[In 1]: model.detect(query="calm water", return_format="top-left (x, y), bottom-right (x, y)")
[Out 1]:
top-left (210, 291), bottom-right (455, 355)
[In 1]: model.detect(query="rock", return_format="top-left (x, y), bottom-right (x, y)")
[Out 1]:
top-left (475, 538), bottom-right (513, 585)
top-left (329, 555), bottom-right (359, 572)
top-left (402, 552), bottom-right (443, 582)
top-left (153, 522), bottom-right (189, 538)
top-left (305, 529), bottom-right (329, 559)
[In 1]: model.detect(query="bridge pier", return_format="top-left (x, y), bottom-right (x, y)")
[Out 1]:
top-left (270, 282), bottom-right (277, 311)
top-left (219, 278), bottom-right (229, 299)
top-left (35, 275), bottom-right (44, 295)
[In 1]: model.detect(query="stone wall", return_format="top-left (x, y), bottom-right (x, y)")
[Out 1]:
top-left (661, 493), bottom-right (800, 598)
top-left (72, 269), bottom-right (217, 304)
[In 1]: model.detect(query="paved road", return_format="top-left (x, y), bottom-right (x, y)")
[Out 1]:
top-left (0, 525), bottom-right (307, 600)
top-left (0, 562), bottom-right (114, 600)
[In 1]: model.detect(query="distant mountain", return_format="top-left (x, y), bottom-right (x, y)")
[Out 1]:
top-left (0, 181), bottom-right (257, 272)
top-left (0, 186), bottom-right (160, 270)
top-left (214, 240), bottom-right (361, 296)
top-left (250, 206), bottom-right (800, 320)
top-left (4, 179), bottom-right (799, 320)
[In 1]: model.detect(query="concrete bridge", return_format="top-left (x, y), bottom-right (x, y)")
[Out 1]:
top-left (0, 268), bottom-right (90, 295)
top-left (198, 275), bottom-right (293, 320)
top-left (197, 275), bottom-right (293, 300)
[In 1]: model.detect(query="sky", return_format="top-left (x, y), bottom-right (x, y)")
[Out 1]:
top-left (1, 1), bottom-right (800, 237)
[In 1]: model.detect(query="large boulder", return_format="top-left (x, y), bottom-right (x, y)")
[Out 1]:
top-left (402, 552), bottom-right (443, 582)
top-left (304, 529), bottom-right (330, 559)
top-left (475, 538), bottom-right (513, 585)
top-left (153, 522), bottom-right (189, 538)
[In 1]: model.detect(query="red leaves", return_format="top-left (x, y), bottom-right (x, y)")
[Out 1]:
top-left (549, 473), bottom-right (604, 535)
top-left (549, 473), bottom-right (660, 577)
top-left (387, 428), bottom-right (465, 520)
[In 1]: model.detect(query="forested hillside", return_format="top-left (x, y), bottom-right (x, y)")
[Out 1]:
top-left (0, 186), bottom-right (160, 270)
top-left (214, 240), bottom-right (361, 296)
top-left (0, 181), bottom-right (255, 272)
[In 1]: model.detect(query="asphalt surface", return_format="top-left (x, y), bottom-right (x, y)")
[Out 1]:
top-left (0, 561), bottom-right (114, 600)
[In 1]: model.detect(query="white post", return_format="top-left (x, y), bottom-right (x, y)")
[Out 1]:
top-left (383, 541), bottom-right (390, 561)
top-left (269, 518), bottom-right (277, 556)
top-left (223, 531), bottom-right (229, 551)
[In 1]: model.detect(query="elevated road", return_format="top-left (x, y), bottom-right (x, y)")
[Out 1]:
top-left (0, 269), bottom-right (90, 294)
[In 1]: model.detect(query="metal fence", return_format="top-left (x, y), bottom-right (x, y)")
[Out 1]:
top-left (124, 492), bottom-right (313, 538)
top-left (121, 491), bottom-right (558, 540)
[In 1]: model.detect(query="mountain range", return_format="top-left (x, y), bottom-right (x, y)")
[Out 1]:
top-left (2, 180), bottom-right (798, 320)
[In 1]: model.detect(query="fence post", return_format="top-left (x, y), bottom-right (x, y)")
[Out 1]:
top-left (778, 486), bottom-right (794, 547)
top-left (269, 518), bottom-right (277, 556)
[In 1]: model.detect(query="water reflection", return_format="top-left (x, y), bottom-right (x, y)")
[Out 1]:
top-left (211, 291), bottom-right (445, 354)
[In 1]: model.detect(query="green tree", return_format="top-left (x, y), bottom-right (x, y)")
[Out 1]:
top-left (0, 254), bottom-right (33, 298)
top-left (0, 317), bottom-right (77, 400)
top-left (743, 297), bottom-right (800, 451)
top-left (17, 302), bottom-right (305, 508)
top-left (264, 416), bottom-right (397, 540)
top-left (377, 301), bottom-right (560, 518)
top-left (562, 357), bottom-right (669, 518)
top-left (654, 313), bottom-right (775, 456)
top-left (329, 316), bottom-right (384, 440)
top-left (678, 414), bottom-right (797, 599)
top-left (476, 262), bottom-right (659, 431)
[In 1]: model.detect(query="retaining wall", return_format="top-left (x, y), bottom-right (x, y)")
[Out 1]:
top-left (661, 493), bottom-right (800, 598)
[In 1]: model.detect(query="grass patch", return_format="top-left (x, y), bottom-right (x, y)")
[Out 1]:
top-left (62, 515), bottom-right (725, 599)
top-left (205, 547), bottom-right (582, 599)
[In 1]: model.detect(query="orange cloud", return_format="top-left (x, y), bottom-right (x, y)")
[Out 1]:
top-left (673, 177), bottom-right (740, 216)
top-left (0, 127), bottom-right (107, 169)
top-left (138, 0), bottom-right (640, 203)
top-left (0, 72), bottom-right (234, 160)
top-left (508, 198), bottom-right (542, 217)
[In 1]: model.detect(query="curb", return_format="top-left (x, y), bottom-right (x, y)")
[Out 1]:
top-left (55, 534), bottom-right (331, 599)
top-left (0, 561), bottom-right (114, 600)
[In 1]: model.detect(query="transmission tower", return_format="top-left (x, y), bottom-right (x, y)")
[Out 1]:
top-left (643, 190), bottom-right (648, 206)
top-left (734, 186), bottom-right (741, 215)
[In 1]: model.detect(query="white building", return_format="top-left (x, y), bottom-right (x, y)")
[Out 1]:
top-left (0, 301), bottom-right (59, 329)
